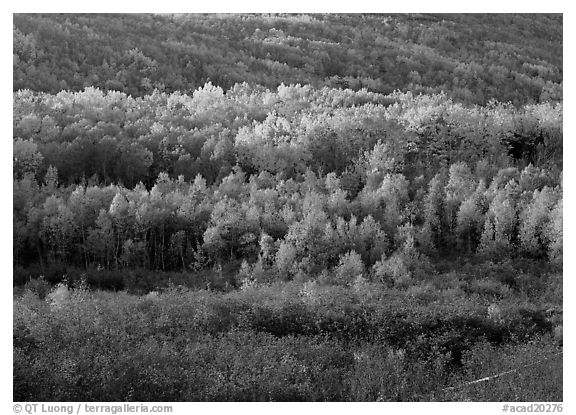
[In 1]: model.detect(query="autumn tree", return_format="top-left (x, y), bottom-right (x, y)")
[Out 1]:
top-left (478, 181), bottom-right (520, 258)
top-left (546, 197), bottom-right (562, 265)
top-left (519, 186), bottom-right (559, 258)
top-left (13, 138), bottom-right (43, 179)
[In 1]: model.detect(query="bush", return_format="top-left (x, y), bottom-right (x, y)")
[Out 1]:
top-left (13, 275), bottom-right (561, 401)
top-left (445, 335), bottom-right (562, 401)
top-left (23, 276), bottom-right (51, 299)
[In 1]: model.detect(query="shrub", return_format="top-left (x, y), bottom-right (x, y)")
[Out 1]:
top-left (468, 278), bottom-right (512, 299)
top-left (24, 276), bottom-right (51, 299)
top-left (13, 275), bottom-right (561, 401)
top-left (448, 335), bottom-right (562, 401)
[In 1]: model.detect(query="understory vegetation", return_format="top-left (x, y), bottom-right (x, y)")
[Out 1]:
top-left (13, 13), bottom-right (562, 402)
top-left (15, 272), bottom-right (562, 401)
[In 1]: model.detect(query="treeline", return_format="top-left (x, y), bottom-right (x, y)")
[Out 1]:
top-left (13, 85), bottom-right (563, 281)
top-left (12, 161), bottom-right (564, 277)
top-left (14, 13), bottom-right (562, 105)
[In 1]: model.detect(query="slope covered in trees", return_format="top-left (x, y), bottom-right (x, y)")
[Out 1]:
top-left (14, 13), bottom-right (562, 105)
top-left (13, 84), bottom-right (562, 282)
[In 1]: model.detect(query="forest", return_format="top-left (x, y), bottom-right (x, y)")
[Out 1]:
top-left (13, 13), bottom-right (562, 402)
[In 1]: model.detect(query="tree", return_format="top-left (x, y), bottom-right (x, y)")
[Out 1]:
top-left (203, 197), bottom-right (259, 261)
top-left (176, 174), bottom-right (212, 247)
top-left (86, 209), bottom-right (115, 269)
top-left (363, 140), bottom-right (405, 190)
top-left (455, 180), bottom-right (487, 252)
top-left (419, 173), bottom-right (447, 253)
top-left (519, 186), bottom-right (559, 258)
top-left (359, 173), bottom-right (409, 242)
top-left (39, 196), bottom-right (77, 263)
top-left (13, 138), bottom-right (43, 178)
top-left (445, 162), bottom-right (477, 244)
top-left (275, 241), bottom-right (298, 279)
top-left (334, 250), bottom-right (365, 285)
top-left (478, 183), bottom-right (519, 258)
top-left (546, 197), bottom-right (562, 265)
top-left (372, 226), bottom-right (430, 287)
top-left (279, 192), bottom-right (331, 275)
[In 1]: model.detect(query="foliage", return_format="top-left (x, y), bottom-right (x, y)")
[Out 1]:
top-left (12, 13), bottom-right (562, 403)
top-left (14, 14), bottom-right (562, 106)
top-left (14, 272), bottom-right (561, 401)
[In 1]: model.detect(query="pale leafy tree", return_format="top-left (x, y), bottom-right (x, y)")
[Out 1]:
top-left (373, 228), bottom-right (413, 286)
top-left (334, 251), bottom-right (365, 285)
top-left (254, 195), bottom-right (288, 239)
top-left (478, 182), bottom-right (520, 257)
top-left (67, 184), bottom-right (117, 267)
top-left (203, 128), bottom-right (236, 181)
top-left (177, 175), bottom-right (213, 246)
top-left (86, 209), bottom-right (115, 268)
top-left (519, 186), bottom-right (559, 258)
top-left (216, 167), bottom-right (248, 200)
top-left (324, 173), bottom-right (350, 218)
top-left (455, 180), bottom-right (487, 252)
top-left (301, 169), bottom-right (322, 195)
top-left (203, 197), bottom-right (259, 261)
top-left (13, 138), bottom-right (43, 178)
top-left (487, 167), bottom-right (520, 195)
top-left (329, 214), bottom-right (389, 266)
top-left (324, 172), bottom-right (341, 194)
top-left (236, 259), bottom-right (255, 287)
top-left (475, 158), bottom-right (497, 185)
top-left (275, 240), bottom-right (298, 279)
top-left (322, 217), bottom-right (349, 261)
top-left (109, 191), bottom-right (131, 267)
top-left (546, 197), bottom-right (562, 264)
top-left (39, 196), bottom-right (77, 263)
top-left (445, 162), bottom-right (477, 242)
top-left (373, 224), bottom-right (430, 286)
top-left (357, 215), bottom-right (389, 264)
top-left (519, 164), bottom-right (554, 192)
top-left (363, 140), bottom-right (405, 191)
top-left (15, 114), bottom-right (41, 139)
top-left (43, 165), bottom-right (59, 192)
top-left (419, 173), bottom-right (446, 253)
top-left (372, 252), bottom-right (411, 287)
top-left (130, 183), bottom-right (153, 246)
top-left (259, 232), bottom-right (276, 268)
top-left (146, 174), bottom-right (179, 269)
top-left (14, 173), bottom-right (40, 215)
top-left (278, 193), bottom-right (330, 275)
top-left (445, 162), bottom-right (476, 205)
top-left (234, 112), bottom-right (310, 177)
top-left (359, 173), bottom-right (409, 241)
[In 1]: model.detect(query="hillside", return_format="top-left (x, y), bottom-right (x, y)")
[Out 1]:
top-left (14, 13), bottom-right (562, 105)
